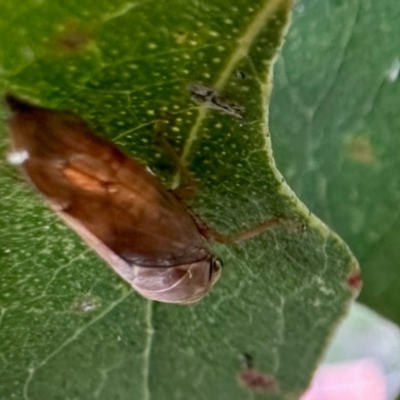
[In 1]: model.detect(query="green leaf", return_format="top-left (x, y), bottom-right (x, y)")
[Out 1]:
top-left (270, 0), bottom-right (400, 328)
top-left (0, 1), bottom-right (358, 399)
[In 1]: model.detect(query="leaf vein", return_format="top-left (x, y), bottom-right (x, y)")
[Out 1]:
top-left (179, 0), bottom-right (290, 168)
top-left (21, 291), bottom-right (131, 399)
top-left (142, 300), bottom-right (154, 400)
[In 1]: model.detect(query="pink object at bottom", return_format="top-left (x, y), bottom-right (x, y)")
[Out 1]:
top-left (301, 359), bottom-right (386, 400)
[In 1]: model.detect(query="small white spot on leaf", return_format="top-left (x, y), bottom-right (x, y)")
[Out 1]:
top-left (71, 295), bottom-right (101, 314)
top-left (387, 58), bottom-right (400, 82)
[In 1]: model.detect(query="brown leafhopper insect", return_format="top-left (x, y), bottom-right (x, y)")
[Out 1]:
top-left (5, 95), bottom-right (281, 304)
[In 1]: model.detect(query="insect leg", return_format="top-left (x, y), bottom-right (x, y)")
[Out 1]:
top-left (200, 217), bottom-right (294, 244)
top-left (154, 117), bottom-right (198, 200)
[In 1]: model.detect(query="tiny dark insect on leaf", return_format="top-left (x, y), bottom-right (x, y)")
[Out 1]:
top-left (188, 83), bottom-right (244, 118)
top-left (5, 95), bottom-right (280, 304)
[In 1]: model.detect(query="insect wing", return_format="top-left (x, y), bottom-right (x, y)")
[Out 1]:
top-left (6, 96), bottom-right (209, 269)
top-left (51, 207), bottom-right (218, 304)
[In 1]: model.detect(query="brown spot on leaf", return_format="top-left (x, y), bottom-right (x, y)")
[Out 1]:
top-left (347, 271), bottom-right (363, 293)
top-left (238, 368), bottom-right (279, 393)
top-left (345, 135), bottom-right (376, 164)
top-left (54, 22), bottom-right (92, 53)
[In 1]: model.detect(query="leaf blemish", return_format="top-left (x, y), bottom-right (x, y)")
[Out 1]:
top-left (237, 353), bottom-right (279, 393)
top-left (54, 22), bottom-right (92, 53)
top-left (238, 368), bottom-right (279, 393)
top-left (71, 295), bottom-right (102, 314)
top-left (347, 271), bottom-right (362, 293)
top-left (173, 31), bottom-right (188, 44)
top-left (344, 135), bottom-right (376, 164)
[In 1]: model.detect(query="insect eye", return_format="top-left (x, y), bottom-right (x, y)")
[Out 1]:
top-left (209, 257), bottom-right (223, 280)
top-left (213, 258), bottom-right (223, 271)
